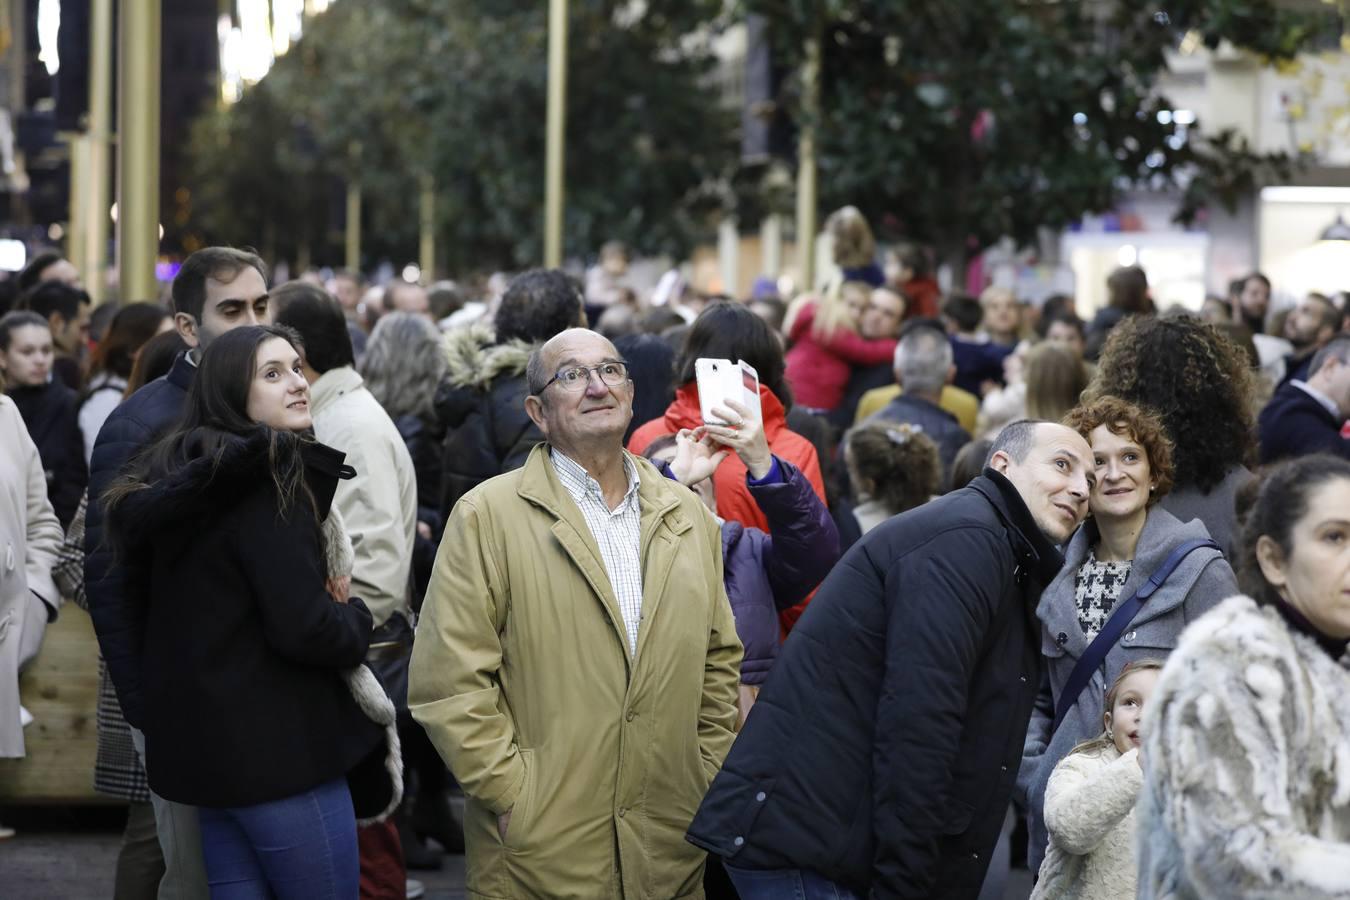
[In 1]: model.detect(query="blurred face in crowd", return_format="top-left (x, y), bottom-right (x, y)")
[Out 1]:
top-left (1088, 424), bottom-right (1155, 523)
top-left (982, 291), bottom-right (1020, 339)
top-left (386, 282), bottom-right (432, 320)
top-left (37, 257), bottom-right (82, 289)
top-left (1310, 354), bottom-right (1350, 418)
top-left (840, 284), bottom-right (869, 326)
top-left (1239, 277), bottom-right (1270, 322)
top-left (1105, 667), bottom-right (1159, 754)
top-left (1199, 296), bottom-right (1231, 325)
top-left (245, 337), bottom-right (312, 433)
top-left (1284, 296), bottom-right (1336, 352)
top-left (1045, 320), bottom-right (1085, 361)
top-left (0, 324), bottom-right (55, 387)
top-left (179, 266), bottom-right (271, 349)
top-left (330, 275), bottom-right (362, 313)
top-left (860, 288), bottom-right (906, 340)
top-left (1256, 477), bottom-right (1350, 640)
top-left (48, 300), bottom-right (92, 355)
top-left (525, 329), bottom-right (634, 455)
top-left (990, 423), bottom-right (1093, 544)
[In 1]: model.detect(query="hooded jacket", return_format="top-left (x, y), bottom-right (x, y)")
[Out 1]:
top-left (687, 469), bottom-right (1066, 898)
top-left (627, 382), bottom-right (826, 536)
top-left (1018, 506), bottom-right (1236, 873)
top-left (107, 428), bottom-right (388, 810)
top-left (1138, 596), bottom-right (1350, 898)
top-left (434, 324), bottom-right (540, 520)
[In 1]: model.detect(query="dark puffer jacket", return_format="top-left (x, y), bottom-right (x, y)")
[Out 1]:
top-left (687, 470), bottom-right (1065, 898)
top-left (434, 325), bottom-right (540, 520)
top-left (84, 351), bottom-right (195, 728)
top-left (107, 428), bottom-right (388, 810)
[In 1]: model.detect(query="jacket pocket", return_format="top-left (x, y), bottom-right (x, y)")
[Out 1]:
top-left (688, 775), bottom-right (776, 859)
top-left (941, 799), bottom-right (976, 836)
top-left (502, 748), bottom-right (536, 854)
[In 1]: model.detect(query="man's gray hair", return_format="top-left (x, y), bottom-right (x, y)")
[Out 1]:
top-left (1309, 334), bottom-right (1350, 378)
top-left (987, 418), bottom-right (1049, 466)
top-left (526, 346), bottom-right (552, 397)
top-left (894, 326), bottom-right (953, 396)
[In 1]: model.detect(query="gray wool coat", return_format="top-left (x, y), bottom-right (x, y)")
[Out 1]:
top-left (1018, 505), bottom-right (1238, 872)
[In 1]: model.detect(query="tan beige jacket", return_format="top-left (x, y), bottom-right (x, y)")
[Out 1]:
top-left (410, 445), bottom-right (742, 899)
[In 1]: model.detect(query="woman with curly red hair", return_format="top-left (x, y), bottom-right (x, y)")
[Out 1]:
top-left (1018, 396), bottom-right (1238, 875)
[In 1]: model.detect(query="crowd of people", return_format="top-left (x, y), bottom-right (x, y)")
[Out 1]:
top-left (0, 213), bottom-right (1347, 900)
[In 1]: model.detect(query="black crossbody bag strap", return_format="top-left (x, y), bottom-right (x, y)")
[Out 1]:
top-left (1051, 538), bottom-right (1219, 734)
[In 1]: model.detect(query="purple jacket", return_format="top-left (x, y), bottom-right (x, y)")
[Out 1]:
top-left (721, 459), bottom-right (840, 685)
top-left (655, 456), bottom-right (840, 684)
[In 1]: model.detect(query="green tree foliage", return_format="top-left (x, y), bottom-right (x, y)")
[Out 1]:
top-left (186, 0), bottom-right (737, 273)
top-left (745, 0), bottom-right (1335, 270)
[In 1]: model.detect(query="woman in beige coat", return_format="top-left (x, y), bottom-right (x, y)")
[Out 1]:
top-left (0, 395), bottom-right (64, 769)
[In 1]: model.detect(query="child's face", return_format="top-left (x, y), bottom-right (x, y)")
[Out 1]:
top-left (1105, 668), bottom-right (1160, 754)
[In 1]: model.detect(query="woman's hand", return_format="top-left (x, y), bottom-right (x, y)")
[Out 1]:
top-left (668, 429), bottom-right (730, 486)
top-left (700, 398), bottom-right (773, 480)
top-left (326, 575), bottom-right (351, 604)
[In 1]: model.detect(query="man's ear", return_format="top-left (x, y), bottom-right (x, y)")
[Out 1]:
top-left (1255, 535), bottom-right (1288, 596)
top-left (173, 312), bottom-right (200, 349)
top-left (524, 394), bottom-right (548, 435)
top-left (945, 364), bottom-right (956, 386)
top-left (988, 449), bottom-right (1012, 476)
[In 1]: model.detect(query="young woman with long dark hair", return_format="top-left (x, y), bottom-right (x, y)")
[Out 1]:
top-left (103, 325), bottom-right (399, 899)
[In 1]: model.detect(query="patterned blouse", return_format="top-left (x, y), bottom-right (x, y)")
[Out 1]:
top-left (1074, 551), bottom-right (1133, 641)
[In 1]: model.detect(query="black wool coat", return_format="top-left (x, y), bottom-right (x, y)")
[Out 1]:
top-left (9, 381), bottom-right (87, 527)
top-left (108, 427), bottom-right (384, 809)
top-left (687, 470), bottom-right (1065, 899)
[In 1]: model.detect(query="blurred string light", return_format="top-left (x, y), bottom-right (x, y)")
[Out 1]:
top-left (37, 0), bottom-right (60, 75)
top-left (220, 0), bottom-right (337, 104)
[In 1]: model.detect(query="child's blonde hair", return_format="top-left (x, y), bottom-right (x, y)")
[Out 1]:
top-left (810, 279), bottom-right (870, 341)
top-left (1067, 658), bottom-right (1166, 758)
top-left (826, 206), bottom-right (876, 269)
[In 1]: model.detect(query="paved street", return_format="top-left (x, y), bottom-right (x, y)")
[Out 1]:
top-left (0, 806), bottom-right (1033, 899)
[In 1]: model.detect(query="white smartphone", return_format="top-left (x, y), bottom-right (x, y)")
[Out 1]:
top-left (695, 358), bottom-right (762, 426)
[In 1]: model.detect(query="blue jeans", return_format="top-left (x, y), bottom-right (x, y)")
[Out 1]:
top-left (197, 778), bottom-right (358, 900)
top-left (724, 863), bottom-right (863, 900)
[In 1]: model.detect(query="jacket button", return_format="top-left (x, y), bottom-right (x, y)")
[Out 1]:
top-left (1001, 765), bottom-right (1008, 773)
top-left (618, 807), bottom-right (626, 818)
top-left (755, 792), bottom-right (766, 802)
top-left (1057, 632), bottom-right (1068, 645)
top-left (972, 852), bottom-right (980, 861)
top-left (734, 836), bottom-right (744, 847)
top-left (1020, 675), bottom-right (1028, 683)
top-left (625, 710), bottom-right (635, 722)
top-left (1126, 630), bottom-right (1136, 642)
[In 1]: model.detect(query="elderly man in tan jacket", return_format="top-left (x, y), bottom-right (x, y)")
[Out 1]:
top-left (411, 326), bottom-right (742, 899)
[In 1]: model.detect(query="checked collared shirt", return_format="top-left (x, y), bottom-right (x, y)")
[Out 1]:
top-left (550, 449), bottom-right (645, 656)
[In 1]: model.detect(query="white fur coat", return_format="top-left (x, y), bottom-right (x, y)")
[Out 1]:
top-left (1031, 744), bottom-right (1142, 900)
top-left (1137, 595), bottom-right (1350, 899)
top-left (322, 507), bottom-right (403, 826)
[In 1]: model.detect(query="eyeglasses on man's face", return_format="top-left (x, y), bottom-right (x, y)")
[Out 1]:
top-left (540, 361), bottom-right (630, 393)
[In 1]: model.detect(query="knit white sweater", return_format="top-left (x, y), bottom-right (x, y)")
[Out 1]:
top-left (1030, 743), bottom-right (1142, 900)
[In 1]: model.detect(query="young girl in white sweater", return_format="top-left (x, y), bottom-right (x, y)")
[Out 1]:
top-left (1030, 659), bottom-right (1163, 900)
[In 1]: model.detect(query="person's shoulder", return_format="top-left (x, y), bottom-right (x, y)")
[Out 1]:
top-left (1166, 595), bottom-right (1280, 674)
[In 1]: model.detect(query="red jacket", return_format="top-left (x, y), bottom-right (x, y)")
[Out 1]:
top-left (784, 302), bottom-right (898, 411)
top-left (901, 276), bottom-right (942, 320)
top-left (628, 383), bottom-right (827, 632)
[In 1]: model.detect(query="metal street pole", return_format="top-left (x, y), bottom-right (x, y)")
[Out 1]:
top-left (544, 0), bottom-right (567, 268)
top-left (419, 173), bottom-right (435, 283)
top-left (345, 183), bottom-right (361, 273)
top-left (85, 0), bottom-right (113, 302)
top-left (67, 136), bottom-right (88, 280)
top-left (794, 32), bottom-right (821, 295)
top-left (117, 0), bottom-right (161, 302)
